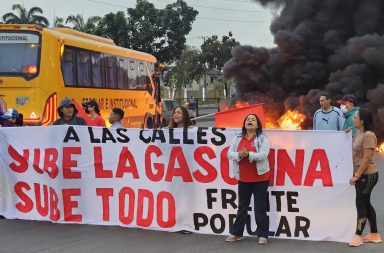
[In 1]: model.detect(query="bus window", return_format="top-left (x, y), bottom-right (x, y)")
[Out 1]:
top-left (128, 59), bottom-right (137, 89)
top-left (117, 58), bottom-right (128, 89)
top-left (106, 56), bottom-right (116, 88)
top-left (137, 61), bottom-right (145, 89)
top-left (139, 62), bottom-right (145, 72)
top-left (62, 47), bottom-right (76, 86)
top-left (130, 60), bottom-right (135, 71)
top-left (145, 62), bottom-right (154, 95)
top-left (76, 50), bottom-right (91, 87)
top-left (91, 52), bottom-right (102, 88)
top-left (0, 32), bottom-right (40, 79)
top-left (147, 62), bottom-right (154, 76)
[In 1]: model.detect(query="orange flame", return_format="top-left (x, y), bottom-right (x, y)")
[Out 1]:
top-left (277, 110), bottom-right (306, 130)
top-left (377, 143), bottom-right (384, 153)
top-left (266, 120), bottom-right (279, 129)
top-left (235, 101), bottom-right (251, 108)
top-left (220, 100), bottom-right (306, 130)
top-left (219, 100), bottom-right (251, 112)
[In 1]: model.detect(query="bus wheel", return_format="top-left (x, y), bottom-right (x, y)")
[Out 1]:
top-left (144, 114), bottom-right (154, 129)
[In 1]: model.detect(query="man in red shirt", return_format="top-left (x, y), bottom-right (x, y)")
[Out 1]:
top-left (83, 100), bottom-right (106, 127)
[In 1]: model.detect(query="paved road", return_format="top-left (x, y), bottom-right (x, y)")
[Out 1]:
top-left (1, 138), bottom-right (383, 253)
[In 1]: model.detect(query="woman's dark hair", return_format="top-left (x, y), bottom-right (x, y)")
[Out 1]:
top-left (358, 108), bottom-right (375, 132)
top-left (241, 114), bottom-right (263, 137)
top-left (94, 106), bottom-right (101, 115)
top-left (84, 100), bottom-right (101, 115)
top-left (168, 106), bottom-right (193, 128)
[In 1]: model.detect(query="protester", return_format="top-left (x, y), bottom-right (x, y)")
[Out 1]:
top-left (109, 108), bottom-right (124, 128)
top-left (337, 94), bottom-right (360, 138)
top-left (167, 105), bottom-right (194, 234)
top-left (82, 100), bottom-right (106, 127)
top-left (167, 106), bottom-right (194, 128)
top-left (226, 114), bottom-right (271, 245)
top-left (0, 108), bottom-right (20, 127)
top-left (313, 93), bottom-right (345, 130)
top-left (348, 108), bottom-right (381, 247)
top-left (52, 98), bottom-right (87, 125)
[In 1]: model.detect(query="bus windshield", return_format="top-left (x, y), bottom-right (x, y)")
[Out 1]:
top-left (0, 32), bottom-right (40, 77)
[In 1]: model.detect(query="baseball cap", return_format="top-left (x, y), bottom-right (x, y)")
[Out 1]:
top-left (337, 94), bottom-right (358, 105)
top-left (0, 108), bottom-right (19, 119)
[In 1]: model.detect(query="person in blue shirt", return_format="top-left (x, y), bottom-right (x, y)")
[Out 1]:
top-left (313, 93), bottom-right (345, 131)
top-left (337, 94), bottom-right (360, 138)
top-left (109, 108), bottom-right (124, 128)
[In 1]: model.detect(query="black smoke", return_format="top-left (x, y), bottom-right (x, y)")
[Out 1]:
top-left (223, 0), bottom-right (384, 140)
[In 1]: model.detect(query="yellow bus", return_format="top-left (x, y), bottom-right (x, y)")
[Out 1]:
top-left (0, 24), bottom-right (162, 128)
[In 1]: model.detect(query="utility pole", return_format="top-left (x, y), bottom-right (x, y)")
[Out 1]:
top-left (198, 36), bottom-right (208, 101)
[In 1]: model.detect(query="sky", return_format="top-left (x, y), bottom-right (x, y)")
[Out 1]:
top-left (1, 0), bottom-right (276, 48)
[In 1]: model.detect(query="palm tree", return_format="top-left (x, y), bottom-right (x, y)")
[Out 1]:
top-left (54, 17), bottom-right (65, 28)
top-left (66, 14), bottom-right (101, 34)
top-left (2, 4), bottom-right (49, 27)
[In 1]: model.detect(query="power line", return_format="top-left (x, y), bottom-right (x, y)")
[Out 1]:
top-left (198, 17), bottom-right (269, 23)
top-left (87, 0), bottom-right (268, 14)
top-left (86, 0), bottom-right (270, 23)
top-left (214, 0), bottom-right (256, 3)
top-left (86, 0), bottom-right (128, 9)
top-left (154, 0), bottom-right (268, 13)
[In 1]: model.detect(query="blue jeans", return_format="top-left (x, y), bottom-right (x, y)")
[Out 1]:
top-left (230, 181), bottom-right (269, 237)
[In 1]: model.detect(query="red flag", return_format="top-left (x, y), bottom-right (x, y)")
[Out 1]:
top-left (215, 103), bottom-right (265, 128)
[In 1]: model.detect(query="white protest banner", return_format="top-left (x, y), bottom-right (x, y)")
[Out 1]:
top-left (0, 126), bottom-right (355, 242)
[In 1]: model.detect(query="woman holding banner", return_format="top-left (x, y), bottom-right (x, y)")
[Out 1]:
top-left (226, 114), bottom-right (271, 245)
top-left (168, 105), bottom-right (194, 234)
top-left (348, 108), bottom-right (381, 247)
top-left (167, 106), bottom-right (194, 128)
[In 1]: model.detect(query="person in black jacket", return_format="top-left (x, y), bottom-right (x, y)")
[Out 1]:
top-left (52, 98), bottom-right (87, 126)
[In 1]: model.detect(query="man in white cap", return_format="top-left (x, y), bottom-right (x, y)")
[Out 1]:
top-left (337, 94), bottom-right (360, 138)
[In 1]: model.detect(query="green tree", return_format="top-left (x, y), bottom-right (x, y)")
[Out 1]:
top-left (200, 32), bottom-right (240, 98)
top-left (168, 47), bottom-right (205, 97)
top-left (2, 4), bottom-right (49, 27)
top-left (66, 14), bottom-right (101, 33)
top-left (157, 0), bottom-right (198, 63)
top-left (125, 0), bottom-right (198, 63)
top-left (54, 17), bottom-right (65, 28)
top-left (95, 12), bottom-right (129, 47)
top-left (94, 0), bottom-right (197, 63)
top-left (200, 32), bottom-right (240, 71)
top-left (126, 0), bottom-right (162, 55)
